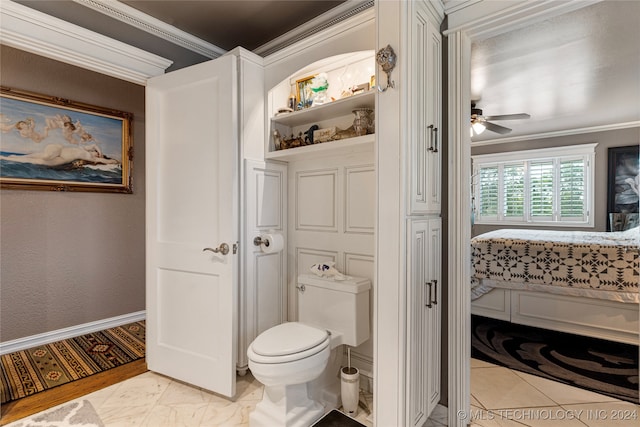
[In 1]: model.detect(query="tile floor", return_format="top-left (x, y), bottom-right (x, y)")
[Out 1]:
top-left (467, 358), bottom-right (639, 427)
top-left (8, 359), bottom-right (639, 426)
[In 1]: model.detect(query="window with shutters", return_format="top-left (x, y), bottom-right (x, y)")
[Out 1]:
top-left (472, 144), bottom-right (596, 226)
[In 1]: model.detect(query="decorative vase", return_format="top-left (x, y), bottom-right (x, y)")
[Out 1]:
top-left (367, 109), bottom-right (375, 134)
top-left (312, 89), bottom-right (328, 106)
top-left (352, 108), bottom-right (373, 136)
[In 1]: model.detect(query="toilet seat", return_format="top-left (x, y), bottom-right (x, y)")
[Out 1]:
top-left (248, 322), bottom-right (330, 364)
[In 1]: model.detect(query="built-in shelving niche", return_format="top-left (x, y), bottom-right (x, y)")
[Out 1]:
top-left (266, 51), bottom-right (375, 162)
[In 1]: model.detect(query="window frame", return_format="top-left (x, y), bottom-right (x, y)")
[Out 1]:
top-left (472, 144), bottom-right (596, 227)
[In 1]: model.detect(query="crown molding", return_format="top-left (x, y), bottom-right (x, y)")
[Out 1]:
top-left (471, 121), bottom-right (640, 147)
top-left (262, 6), bottom-right (375, 67)
top-left (72, 0), bottom-right (374, 59)
top-left (442, 0), bottom-right (483, 15)
top-left (0, 0), bottom-right (172, 85)
top-left (444, 0), bottom-right (601, 39)
top-left (255, 0), bottom-right (374, 58)
top-left (72, 0), bottom-right (225, 59)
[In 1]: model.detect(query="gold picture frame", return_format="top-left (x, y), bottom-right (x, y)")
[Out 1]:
top-left (295, 75), bottom-right (316, 109)
top-left (0, 87), bottom-right (133, 193)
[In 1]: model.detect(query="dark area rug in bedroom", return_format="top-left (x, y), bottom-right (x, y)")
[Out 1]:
top-left (313, 410), bottom-right (365, 427)
top-left (471, 315), bottom-right (639, 404)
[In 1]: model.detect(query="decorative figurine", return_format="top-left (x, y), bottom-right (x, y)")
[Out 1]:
top-left (309, 73), bottom-right (329, 106)
top-left (310, 262), bottom-right (348, 280)
top-left (273, 129), bottom-right (282, 150)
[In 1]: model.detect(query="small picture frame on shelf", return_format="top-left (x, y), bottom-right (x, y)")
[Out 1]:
top-left (296, 75), bottom-right (316, 110)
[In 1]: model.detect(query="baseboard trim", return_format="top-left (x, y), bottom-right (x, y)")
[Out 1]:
top-left (347, 350), bottom-right (374, 393)
top-left (0, 311), bottom-right (146, 355)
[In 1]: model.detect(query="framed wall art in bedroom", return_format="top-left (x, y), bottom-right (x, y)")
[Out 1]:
top-left (0, 87), bottom-right (133, 193)
top-left (607, 144), bottom-right (639, 231)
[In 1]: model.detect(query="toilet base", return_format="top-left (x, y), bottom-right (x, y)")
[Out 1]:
top-left (250, 382), bottom-right (325, 427)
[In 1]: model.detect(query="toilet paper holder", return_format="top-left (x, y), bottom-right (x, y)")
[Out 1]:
top-left (253, 236), bottom-right (270, 247)
top-left (253, 233), bottom-right (284, 254)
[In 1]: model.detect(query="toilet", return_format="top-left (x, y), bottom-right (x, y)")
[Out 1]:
top-left (247, 274), bottom-right (371, 427)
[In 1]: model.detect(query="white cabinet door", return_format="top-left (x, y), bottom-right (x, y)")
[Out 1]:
top-left (425, 19), bottom-right (442, 214)
top-left (409, 2), bottom-right (442, 215)
top-left (407, 217), bottom-right (441, 426)
top-left (146, 55), bottom-right (238, 398)
top-left (407, 219), bottom-right (429, 427)
top-left (426, 218), bottom-right (442, 413)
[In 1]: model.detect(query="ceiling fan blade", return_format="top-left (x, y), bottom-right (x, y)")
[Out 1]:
top-left (484, 113), bottom-right (530, 121)
top-left (484, 121), bottom-right (512, 134)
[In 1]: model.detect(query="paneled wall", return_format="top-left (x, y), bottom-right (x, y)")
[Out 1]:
top-left (287, 150), bottom-right (375, 371)
top-left (239, 160), bottom-right (288, 372)
top-left (0, 46), bottom-right (146, 341)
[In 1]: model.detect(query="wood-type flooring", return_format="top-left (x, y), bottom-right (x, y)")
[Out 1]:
top-left (0, 359), bottom-right (147, 425)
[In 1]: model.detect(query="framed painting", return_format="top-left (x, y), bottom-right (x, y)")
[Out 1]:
top-left (295, 75), bottom-right (316, 110)
top-left (607, 144), bottom-right (639, 230)
top-left (0, 87), bottom-right (133, 193)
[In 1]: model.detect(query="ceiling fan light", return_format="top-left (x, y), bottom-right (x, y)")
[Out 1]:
top-left (472, 121), bottom-right (486, 135)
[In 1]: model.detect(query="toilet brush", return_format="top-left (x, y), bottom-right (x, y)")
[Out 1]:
top-left (341, 347), bottom-right (360, 417)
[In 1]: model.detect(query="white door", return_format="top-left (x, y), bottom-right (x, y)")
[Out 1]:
top-left (146, 55), bottom-right (238, 397)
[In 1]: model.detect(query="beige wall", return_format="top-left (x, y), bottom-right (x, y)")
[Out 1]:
top-left (471, 127), bottom-right (640, 237)
top-left (0, 46), bottom-right (146, 342)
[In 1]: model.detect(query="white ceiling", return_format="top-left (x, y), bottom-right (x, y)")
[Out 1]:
top-left (470, 0), bottom-right (640, 142)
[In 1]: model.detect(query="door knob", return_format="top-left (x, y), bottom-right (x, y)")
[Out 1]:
top-left (203, 243), bottom-right (229, 255)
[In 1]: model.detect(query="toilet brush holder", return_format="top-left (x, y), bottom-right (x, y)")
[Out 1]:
top-left (340, 366), bottom-right (359, 417)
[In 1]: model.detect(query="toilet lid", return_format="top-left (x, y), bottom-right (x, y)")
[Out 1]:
top-left (251, 322), bottom-right (328, 357)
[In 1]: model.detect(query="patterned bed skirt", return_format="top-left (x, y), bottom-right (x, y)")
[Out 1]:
top-left (471, 228), bottom-right (639, 303)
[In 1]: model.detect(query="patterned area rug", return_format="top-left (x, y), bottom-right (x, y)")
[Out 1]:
top-left (471, 315), bottom-right (639, 404)
top-left (1, 321), bottom-right (144, 404)
top-left (6, 400), bottom-right (104, 427)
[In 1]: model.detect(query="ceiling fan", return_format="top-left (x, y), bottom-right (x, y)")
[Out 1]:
top-left (471, 103), bottom-right (530, 136)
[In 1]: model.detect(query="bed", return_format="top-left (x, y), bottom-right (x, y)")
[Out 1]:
top-left (471, 227), bottom-right (639, 344)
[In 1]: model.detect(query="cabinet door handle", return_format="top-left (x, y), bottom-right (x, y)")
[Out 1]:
top-left (431, 279), bottom-right (438, 305)
top-left (427, 125), bottom-right (438, 153)
top-left (433, 127), bottom-right (438, 153)
top-left (425, 281), bottom-right (432, 308)
top-left (427, 125), bottom-right (434, 152)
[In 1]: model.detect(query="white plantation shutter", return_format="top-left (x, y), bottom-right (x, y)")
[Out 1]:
top-left (559, 159), bottom-right (585, 220)
top-left (472, 144), bottom-right (594, 226)
top-left (503, 163), bottom-right (524, 219)
top-left (529, 161), bottom-right (554, 220)
top-left (478, 166), bottom-right (498, 221)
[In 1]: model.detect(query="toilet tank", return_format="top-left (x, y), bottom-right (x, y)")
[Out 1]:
top-left (297, 274), bottom-right (370, 347)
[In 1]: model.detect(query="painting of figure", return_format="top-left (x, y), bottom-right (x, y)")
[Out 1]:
top-left (0, 88), bottom-right (132, 193)
top-left (607, 144), bottom-right (639, 230)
